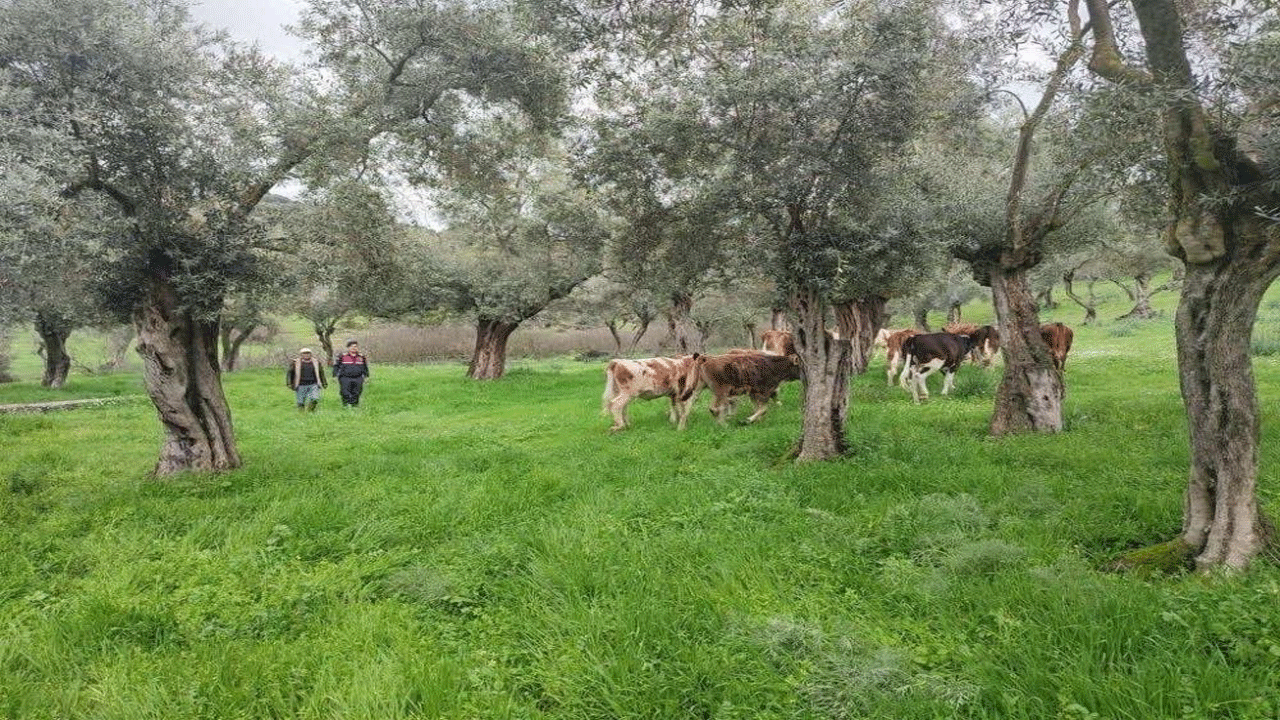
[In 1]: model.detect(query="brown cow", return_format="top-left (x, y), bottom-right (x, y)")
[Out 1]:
top-left (759, 329), bottom-right (797, 356)
top-left (602, 355), bottom-right (702, 431)
top-left (968, 325), bottom-right (1001, 367)
top-left (690, 351), bottom-right (802, 424)
top-left (883, 328), bottom-right (920, 386)
top-left (1040, 322), bottom-right (1074, 371)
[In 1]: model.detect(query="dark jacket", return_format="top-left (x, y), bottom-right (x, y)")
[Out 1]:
top-left (333, 351), bottom-right (370, 379)
top-left (286, 358), bottom-right (327, 388)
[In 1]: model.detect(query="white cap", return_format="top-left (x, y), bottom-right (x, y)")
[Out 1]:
top-left (300, 347), bottom-right (313, 354)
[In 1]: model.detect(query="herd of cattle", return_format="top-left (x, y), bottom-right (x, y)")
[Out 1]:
top-left (602, 322), bottom-right (1074, 431)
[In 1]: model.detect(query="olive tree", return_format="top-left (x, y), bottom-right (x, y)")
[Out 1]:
top-left (1084, 0), bottom-right (1280, 569)
top-left (0, 0), bottom-right (564, 473)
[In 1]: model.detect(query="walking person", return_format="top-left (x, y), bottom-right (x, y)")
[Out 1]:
top-left (333, 339), bottom-right (370, 407)
top-left (287, 347), bottom-right (327, 412)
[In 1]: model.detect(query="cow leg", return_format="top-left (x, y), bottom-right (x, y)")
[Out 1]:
top-left (887, 351), bottom-right (900, 386)
top-left (941, 368), bottom-right (956, 395)
top-left (675, 395), bottom-right (696, 430)
top-left (711, 394), bottom-right (731, 425)
top-left (912, 359), bottom-right (943, 403)
top-left (898, 359), bottom-right (913, 391)
top-left (746, 394), bottom-right (771, 423)
top-left (608, 396), bottom-right (630, 431)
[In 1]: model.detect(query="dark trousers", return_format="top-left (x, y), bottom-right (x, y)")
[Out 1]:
top-left (339, 376), bottom-right (365, 406)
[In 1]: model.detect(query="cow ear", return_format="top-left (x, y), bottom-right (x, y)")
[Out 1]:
top-left (692, 353), bottom-right (700, 360)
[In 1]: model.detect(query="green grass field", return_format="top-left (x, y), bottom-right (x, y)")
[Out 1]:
top-left (3, 293), bottom-right (1280, 719)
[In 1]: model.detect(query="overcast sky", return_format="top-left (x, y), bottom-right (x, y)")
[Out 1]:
top-left (187, 0), bottom-right (307, 61)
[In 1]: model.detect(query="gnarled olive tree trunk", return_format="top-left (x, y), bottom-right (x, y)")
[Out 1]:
top-left (1062, 268), bottom-right (1098, 325)
top-left (219, 323), bottom-right (254, 372)
top-left (467, 317), bottom-right (519, 380)
top-left (791, 287), bottom-right (851, 461)
top-left (658, 291), bottom-right (694, 354)
top-left (1116, 273), bottom-right (1158, 320)
top-left (1175, 230), bottom-right (1279, 569)
top-left (35, 310), bottom-right (72, 389)
top-left (988, 265), bottom-right (1063, 435)
top-left (835, 296), bottom-right (887, 376)
top-left (134, 277), bottom-right (241, 475)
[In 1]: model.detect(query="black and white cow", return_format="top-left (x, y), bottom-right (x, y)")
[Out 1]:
top-left (898, 332), bottom-right (975, 403)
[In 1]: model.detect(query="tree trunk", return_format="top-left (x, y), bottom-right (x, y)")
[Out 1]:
top-left (0, 328), bottom-right (14, 383)
top-left (627, 319), bottom-right (651, 355)
top-left (658, 292), bottom-right (693, 354)
top-left (693, 321), bottom-right (713, 352)
top-left (791, 287), bottom-right (850, 461)
top-left (770, 307), bottom-right (790, 331)
top-left (133, 277), bottom-right (241, 475)
top-left (467, 317), bottom-right (519, 380)
top-left (988, 267), bottom-right (1064, 435)
top-left (313, 320), bottom-right (337, 363)
top-left (836, 296), bottom-right (886, 375)
top-left (1117, 273), bottom-right (1158, 320)
top-left (744, 322), bottom-right (758, 350)
top-left (1176, 254), bottom-right (1278, 569)
top-left (1062, 269), bottom-right (1098, 325)
top-left (912, 307), bottom-right (931, 331)
top-left (1034, 286), bottom-right (1058, 310)
top-left (946, 303), bottom-right (962, 324)
top-left (220, 324), bottom-right (254, 372)
top-left (35, 310), bottom-right (72, 389)
top-left (1110, 279), bottom-right (1137, 302)
top-left (606, 319), bottom-right (624, 357)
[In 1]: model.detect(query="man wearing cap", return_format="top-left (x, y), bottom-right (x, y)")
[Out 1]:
top-left (286, 348), bottom-right (328, 412)
top-left (333, 339), bottom-right (371, 408)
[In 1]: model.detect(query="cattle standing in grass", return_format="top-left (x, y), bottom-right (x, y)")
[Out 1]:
top-left (1040, 322), bottom-right (1074, 371)
top-left (899, 332), bottom-right (975, 403)
top-left (882, 328), bottom-right (920, 386)
top-left (602, 355), bottom-right (701, 431)
top-left (690, 351), bottom-right (802, 424)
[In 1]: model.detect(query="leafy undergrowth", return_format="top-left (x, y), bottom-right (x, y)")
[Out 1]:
top-left (2, 316), bottom-right (1280, 719)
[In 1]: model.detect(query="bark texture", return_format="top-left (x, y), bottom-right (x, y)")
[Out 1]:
top-left (35, 310), bottom-right (72, 389)
top-left (988, 267), bottom-right (1064, 435)
top-left (133, 277), bottom-right (241, 475)
top-left (836, 297), bottom-right (887, 376)
top-left (658, 292), bottom-right (694, 354)
top-left (219, 324), bottom-right (254, 372)
top-left (790, 287), bottom-right (850, 461)
top-left (467, 317), bottom-right (519, 380)
top-left (1175, 241), bottom-right (1278, 569)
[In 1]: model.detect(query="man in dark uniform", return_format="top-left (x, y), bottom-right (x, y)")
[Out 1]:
top-left (333, 339), bottom-right (370, 407)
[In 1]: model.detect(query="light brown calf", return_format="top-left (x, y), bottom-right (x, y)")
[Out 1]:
top-left (602, 355), bottom-right (701, 431)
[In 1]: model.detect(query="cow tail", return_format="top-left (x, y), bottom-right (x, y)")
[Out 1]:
top-left (602, 361), bottom-right (617, 414)
top-left (678, 354), bottom-right (703, 402)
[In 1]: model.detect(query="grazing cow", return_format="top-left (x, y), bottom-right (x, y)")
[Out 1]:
top-left (602, 355), bottom-right (701, 431)
top-left (691, 351), bottom-right (802, 424)
top-left (1040, 322), bottom-right (1074, 371)
top-left (883, 328), bottom-right (920, 386)
top-left (899, 332), bottom-right (975, 403)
